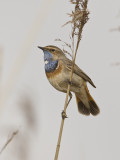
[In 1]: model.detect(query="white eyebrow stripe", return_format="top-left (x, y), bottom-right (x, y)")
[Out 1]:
top-left (44, 60), bottom-right (48, 64)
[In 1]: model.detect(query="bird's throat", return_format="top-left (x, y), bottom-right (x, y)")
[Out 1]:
top-left (43, 50), bottom-right (58, 72)
top-left (45, 60), bottom-right (58, 73)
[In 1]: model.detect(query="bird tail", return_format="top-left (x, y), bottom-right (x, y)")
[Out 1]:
top-left (75, 86), bottom-right (100, 116)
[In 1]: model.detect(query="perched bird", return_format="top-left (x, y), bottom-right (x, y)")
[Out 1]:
top-left (38, 45), bottom-right (100, 116)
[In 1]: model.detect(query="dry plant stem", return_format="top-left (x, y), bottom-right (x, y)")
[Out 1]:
top-left (54, 1), bottom-right (89, 159)
top-left (0, 130), bottom-right (19, 154)
top-left (54, 85), bottom-right (71, 160)
top-left (54, 17), bottom-right (83, 160)
top-left (54, 45), bottom-right (79, 160)
top-left (54, 46), bottom-right (78, 160)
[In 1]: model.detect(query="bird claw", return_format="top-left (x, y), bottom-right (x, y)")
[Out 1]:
top-left (61, 111), bottom-right (68, 119)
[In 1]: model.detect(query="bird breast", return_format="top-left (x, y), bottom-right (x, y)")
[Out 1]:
top-left (46, 61), bottom-right (65, 92)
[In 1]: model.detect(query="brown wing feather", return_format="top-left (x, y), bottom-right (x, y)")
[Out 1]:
top-left (61, 57), bottom-right (96, 88)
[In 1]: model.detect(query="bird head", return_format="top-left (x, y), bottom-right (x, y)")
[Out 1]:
top-left (38, 45), bottom-right (65, 62)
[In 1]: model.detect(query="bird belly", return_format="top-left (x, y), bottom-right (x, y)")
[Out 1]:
top-left (46, 71), bottom-right (84, 94)
top-left (47, 75), bottom-right (66, 92)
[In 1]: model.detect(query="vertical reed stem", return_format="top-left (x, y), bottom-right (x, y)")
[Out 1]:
top-left (54, 1), bottom-right (89, 159)
top-left (54, 45), bottom-right (78, 160)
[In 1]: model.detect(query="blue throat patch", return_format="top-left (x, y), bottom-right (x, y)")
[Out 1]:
top-left (44, 50), bottom-right (53, 61)
top-left (43, 50), bottom-right (58, 73)
top-left (45, 60), bottom-right (58, 72)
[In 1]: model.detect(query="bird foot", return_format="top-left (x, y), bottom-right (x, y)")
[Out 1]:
top-left (61, 111), bottom-right (68, 119)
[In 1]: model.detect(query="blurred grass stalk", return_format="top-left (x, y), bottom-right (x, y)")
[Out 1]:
top-left (0, 0), bottom-right (56, 113)
top-left (0, 130), bottom-right (19, 155)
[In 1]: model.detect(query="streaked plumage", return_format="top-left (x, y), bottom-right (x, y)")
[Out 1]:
top-left (38, 45), bottom-right (100, 116)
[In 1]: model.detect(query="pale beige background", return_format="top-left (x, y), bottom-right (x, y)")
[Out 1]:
top-left (0, 0), bottom-right (120, 160)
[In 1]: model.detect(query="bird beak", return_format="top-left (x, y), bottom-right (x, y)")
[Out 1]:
top-left (38, 46), bottom-right (47, 51)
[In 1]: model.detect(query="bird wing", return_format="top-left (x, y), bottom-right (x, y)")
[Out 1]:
top-left (62, 58), bottom-right (96, 88)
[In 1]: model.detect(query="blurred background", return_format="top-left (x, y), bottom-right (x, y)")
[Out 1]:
top-left (0, 0), bottom-right (120, 160)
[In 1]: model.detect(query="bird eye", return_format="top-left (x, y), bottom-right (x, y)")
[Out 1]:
top-left (50, 49), bottom-right (55, 52)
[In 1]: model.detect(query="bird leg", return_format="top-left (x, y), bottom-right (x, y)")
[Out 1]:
top-left (61, 92), bottom-right (72, 119)
top-left (67, 92), bottom-right (72, 108)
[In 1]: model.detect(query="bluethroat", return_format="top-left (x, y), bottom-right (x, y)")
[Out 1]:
top-left (38, 45), bottom-right (100, 116)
